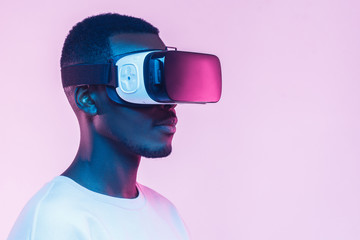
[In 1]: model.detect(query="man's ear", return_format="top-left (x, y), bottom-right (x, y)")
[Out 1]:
top-left (75, 86), bottom-right (97, 115)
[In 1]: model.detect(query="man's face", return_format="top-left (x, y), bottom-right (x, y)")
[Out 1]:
top-left (92, 33), bottom-right (177, 158)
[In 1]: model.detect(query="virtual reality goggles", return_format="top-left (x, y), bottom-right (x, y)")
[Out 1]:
top-left (61, 49), bottom-right (222, 105)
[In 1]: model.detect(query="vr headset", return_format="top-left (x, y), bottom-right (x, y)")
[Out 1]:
top-left (61, 48), bottom-right (222, 106)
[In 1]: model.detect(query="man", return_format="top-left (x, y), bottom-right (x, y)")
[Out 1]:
top-left (8, 13), bottom-right (221, 240)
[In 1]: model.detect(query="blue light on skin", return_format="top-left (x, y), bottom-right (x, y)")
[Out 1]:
top-left (61, 33), bottom-right (177, 199)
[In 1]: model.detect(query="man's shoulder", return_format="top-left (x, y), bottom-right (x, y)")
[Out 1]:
top-left (26, 176), bottom-right (84, 210)
top-left (138, 183), bottom-right (170, 201)
top-left (137, 183), bottom-right (178, 211)
top-left (16, 176), bottom-right (89, 221)
top-left (8, 177), bottom-right (88, 239)
top-left (136, 183), bottom-right (190, 238)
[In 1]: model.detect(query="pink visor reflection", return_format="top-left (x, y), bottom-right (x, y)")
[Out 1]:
top-left (163, 51), bottom-right (222, 103)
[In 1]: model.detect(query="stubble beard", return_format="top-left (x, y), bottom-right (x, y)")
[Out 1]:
top-left (122, 139), bottom-right (173, 158)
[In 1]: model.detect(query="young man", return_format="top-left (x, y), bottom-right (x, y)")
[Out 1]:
top-left (8, 13), bottom-right (221, 240)
top-left (8, 13), bottom-right (190, 240)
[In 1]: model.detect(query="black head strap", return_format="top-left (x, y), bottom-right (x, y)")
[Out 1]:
top-left (61, 63), bottom-right (118, 88)
top-left (61, 49), bottom-right (166, 88)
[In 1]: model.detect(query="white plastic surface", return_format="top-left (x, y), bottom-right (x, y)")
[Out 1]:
top-left (115, 51), bottom-right (161, 104)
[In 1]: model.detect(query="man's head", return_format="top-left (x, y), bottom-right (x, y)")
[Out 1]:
top-left (61, 13), bottom-right (161, 67)
top-left (61, 13), bottom-right (176, 158)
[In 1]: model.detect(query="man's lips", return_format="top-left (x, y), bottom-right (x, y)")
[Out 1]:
top-left (154, 117), bottom-right (178, 127)
top-left (154, 117), bottom-right (178, 134)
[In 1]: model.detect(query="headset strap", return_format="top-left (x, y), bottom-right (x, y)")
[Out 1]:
top-left (61, 63), bottom-right (118, 88)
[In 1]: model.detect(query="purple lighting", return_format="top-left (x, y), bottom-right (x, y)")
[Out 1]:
top-left (164, 51), bottom-right (222, 103)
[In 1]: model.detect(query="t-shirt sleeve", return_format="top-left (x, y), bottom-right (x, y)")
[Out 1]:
top-left (7, 183), bottom-right (89, 240)
top-left (8, 200), bottom-right (89, 240)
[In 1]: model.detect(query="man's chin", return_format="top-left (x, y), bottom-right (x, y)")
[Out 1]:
top-left (121, 139), bottom-right (173, 158)
top-left (140, 145), bottom-right (172, 158)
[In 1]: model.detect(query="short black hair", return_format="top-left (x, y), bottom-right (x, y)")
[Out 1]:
top-left (60, 13), bottom-right (159, 68)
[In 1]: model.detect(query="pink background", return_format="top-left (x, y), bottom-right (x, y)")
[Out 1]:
top-left (1, 0), bottom-right (360, 239)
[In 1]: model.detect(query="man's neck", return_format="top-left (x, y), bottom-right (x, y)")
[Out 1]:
top-left (61, 127), bottom-right (141, 199)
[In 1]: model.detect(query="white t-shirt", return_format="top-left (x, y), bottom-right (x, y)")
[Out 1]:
top-left (8, 176), bottom-right (190, 240)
